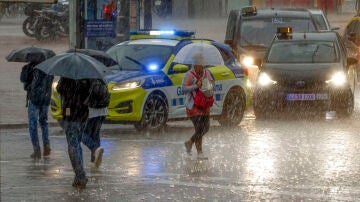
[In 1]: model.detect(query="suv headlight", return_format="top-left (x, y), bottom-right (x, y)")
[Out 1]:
top-left (241, 55), bottom-right (254, 66)
top-left (112, 80), bottom-right (143, 90)
top-left (258, 72), bottom-right (277, 86)
top-left (326, 72), bottom-right (346, 86)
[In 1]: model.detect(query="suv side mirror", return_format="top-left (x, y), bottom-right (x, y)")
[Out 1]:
top-left (224, 39), bottom-right (233, 45)
top-left (254, 58), bottom-right (262, 67)
top-left (347, 57), bottom-right (358, 66)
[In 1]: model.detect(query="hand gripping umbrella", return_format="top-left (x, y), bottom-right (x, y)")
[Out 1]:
top-left (35, 52), bottom-right (112, 80)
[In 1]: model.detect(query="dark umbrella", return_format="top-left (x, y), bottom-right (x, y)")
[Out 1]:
top-left (35, 52), bottom-right (112, 80)
top-left (66, 48), bottom-right (118, 67)
top-left (6, 46), bottom-right (56, 63)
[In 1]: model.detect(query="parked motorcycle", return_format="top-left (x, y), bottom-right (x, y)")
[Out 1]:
top-left (22, 3), bottom-right (44, 37)
top-left (34, 7), bottom-right (69, 41)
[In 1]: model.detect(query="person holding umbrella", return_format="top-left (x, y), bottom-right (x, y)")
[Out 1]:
top-left (7, 46), bottom-right (55, 159)
top-left (182, 52), bottom-right (214, 160)
top-left (36, 52), bottom-right (111, 188)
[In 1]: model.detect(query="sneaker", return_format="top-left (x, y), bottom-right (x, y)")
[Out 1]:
top-left (43, 144), bottom-right (51, 156)
top-left (184, 140), bottom-right (192, 153)
top-left (72, 177), bottom-right (88, 188)
top-left (197, 152), bottom-right (208, 160)
top-left (94, 147), bottom-right (104, 168)
top-left (30, 151), bottom-right (41, 159)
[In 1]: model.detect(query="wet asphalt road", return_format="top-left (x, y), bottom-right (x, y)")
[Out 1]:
top-left (3, 107), bottom-right (360, 201)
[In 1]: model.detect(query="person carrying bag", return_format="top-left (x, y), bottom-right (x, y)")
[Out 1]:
top-left (182, 52), bottom-right (214, 159)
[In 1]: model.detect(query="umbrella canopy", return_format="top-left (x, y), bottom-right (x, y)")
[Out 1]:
top-left (6, 46), bottom-right (55, 63)
top-left (66, 48), bottom-right (118, 67)
top-left (35, 52), bottom-right (112, 80)
top-left (173, 42), bottom-right (224, 66)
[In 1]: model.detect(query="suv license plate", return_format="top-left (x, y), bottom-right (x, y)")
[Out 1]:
top-left (286, 93), bottom-right (328, 101)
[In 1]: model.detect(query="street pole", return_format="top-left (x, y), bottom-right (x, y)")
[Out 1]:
top-left (144, 0), bottom-right (152, 29)
top-left (69, 0), bottom-right (84, 49)
top-left (69, 0), bottom-right (77, 49)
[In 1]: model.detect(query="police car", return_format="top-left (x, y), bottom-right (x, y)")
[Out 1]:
top-left (50, 30), bottom-right (250, 131)
top-left (253, 28), bottom-right (357, 119)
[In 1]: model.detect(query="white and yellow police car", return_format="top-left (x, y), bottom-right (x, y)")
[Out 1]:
top-left (51, 30), bottom-right (250, 131)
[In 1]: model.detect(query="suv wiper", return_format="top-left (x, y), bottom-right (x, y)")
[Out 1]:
top-left (125, 56), bottom-right (147, 70)
top-left (241, 44), bottom-right (267, 49)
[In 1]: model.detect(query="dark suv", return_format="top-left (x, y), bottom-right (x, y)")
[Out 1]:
top-left (225, 6), bottom-right (338, 89)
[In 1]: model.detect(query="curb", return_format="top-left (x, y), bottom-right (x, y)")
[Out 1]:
top-left (0, 122), bottom-right (59, 130)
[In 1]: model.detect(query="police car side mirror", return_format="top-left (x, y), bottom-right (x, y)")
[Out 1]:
top-left (173, 64), bottom-right (189, 73)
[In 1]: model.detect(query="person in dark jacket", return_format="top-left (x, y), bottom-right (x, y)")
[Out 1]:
top-left (21, 58), bottom-right (54, 159)
top-left (56, 77), bottom-right (90, 188)
top-left (81, 79), bottom-right (109, 169)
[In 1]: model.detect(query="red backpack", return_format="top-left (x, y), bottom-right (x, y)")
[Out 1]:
top-left (190, 71), bottom-right (214, 109)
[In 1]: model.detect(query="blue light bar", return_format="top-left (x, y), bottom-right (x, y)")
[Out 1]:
top-left (130, 29), bottom-right (195, 37)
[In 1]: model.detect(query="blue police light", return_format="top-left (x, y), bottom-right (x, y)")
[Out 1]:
top-left (148, 64), bottom-right (159, 71)
top-left (130, 30), bottom-right (195, 37)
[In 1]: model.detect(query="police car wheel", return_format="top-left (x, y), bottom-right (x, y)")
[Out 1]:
top-left (218, 89), bottom-right (246, 126)
top-left (134, 94), bottom-right (168, 132)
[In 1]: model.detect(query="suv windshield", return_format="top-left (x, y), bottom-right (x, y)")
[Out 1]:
top-left (107, 45), bottom-right (173, 71)
top-left (267, 41), bottom-right (338, 63)
top-left (239, 18), bottom-right (316, 48)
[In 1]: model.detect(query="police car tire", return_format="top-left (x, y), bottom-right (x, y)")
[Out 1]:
top-left (218, 89), bottom-right (246, 126)
top-left (134, 94), bottom-right (168, 132)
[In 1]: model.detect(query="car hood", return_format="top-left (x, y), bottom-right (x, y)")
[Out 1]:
top-left (261, 63), bottom-right (342, 82)
top-left (105, 70), bottom-right (173, 89)
top-left (105, 70), bottom-right (148, 83)
top-left (239, 46), bottom-right (267, 59)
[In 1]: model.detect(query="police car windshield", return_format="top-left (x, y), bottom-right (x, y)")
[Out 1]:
top-left (267, 41), bottom-right (338, 63)
top-left (107, 44), bottom-right (173, 71)
top-left (239, 18), bottom-right (316, 48)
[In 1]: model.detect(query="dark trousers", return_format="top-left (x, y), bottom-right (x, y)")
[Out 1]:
top-left (81, 116), bottom-right (105, 162)
top-left (190, 115), bottom-right (210, 142)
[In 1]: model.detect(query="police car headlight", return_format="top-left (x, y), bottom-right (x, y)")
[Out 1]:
top-left (258, 72), bottom-right (277, 86)
top-left (112, 80), bottom-right (142, 90)
top-left (326, 72), bottom-right (347, 86)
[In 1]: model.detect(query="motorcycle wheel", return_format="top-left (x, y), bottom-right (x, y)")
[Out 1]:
top-left (22, 16), bottom-right (36, 37)
top-left (35, 22), bottom-right (54, 41)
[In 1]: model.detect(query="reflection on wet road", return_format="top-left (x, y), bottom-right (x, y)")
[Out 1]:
top-left (3, 109), bottom-right (360, 201)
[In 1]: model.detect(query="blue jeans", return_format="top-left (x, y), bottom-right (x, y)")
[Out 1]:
top-left (27, 100), bottom-right (50, 152)
top-left (64, 120), bottom-right (86, 180)
top-left (82, 116), bottom-right (105, 162)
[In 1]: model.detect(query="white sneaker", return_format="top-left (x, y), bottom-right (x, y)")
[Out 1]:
top-left (197, 152), bottom-right (208, 160)
top-left (94, 147), bottom-right (104, 168)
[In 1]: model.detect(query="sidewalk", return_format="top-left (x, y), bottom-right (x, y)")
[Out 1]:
top-left (0, 12), bottom-right (356, 129)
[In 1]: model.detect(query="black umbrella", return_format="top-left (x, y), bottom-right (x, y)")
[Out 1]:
top-left (35, 52), bottom-right (112, 80)
top-left (6, 46), bottom-right (56, 63)
top-left (66, 48), bottom-right (118, 67)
